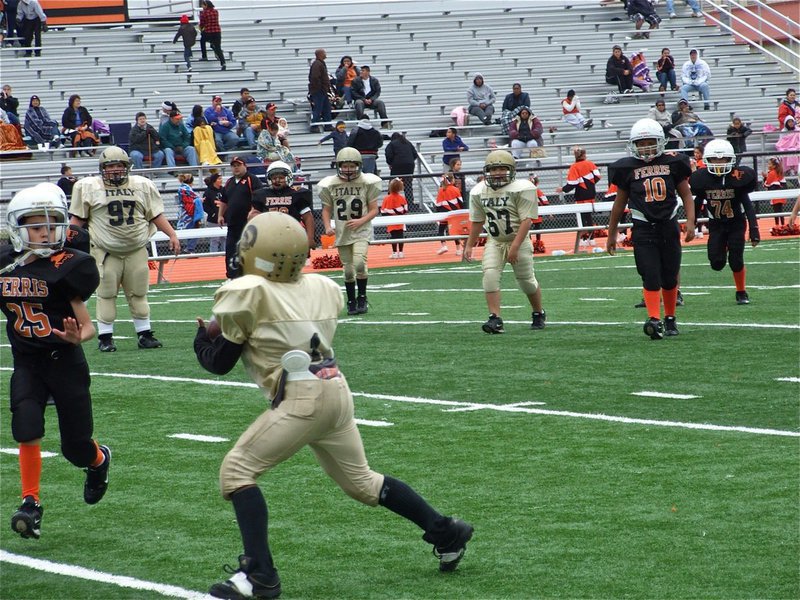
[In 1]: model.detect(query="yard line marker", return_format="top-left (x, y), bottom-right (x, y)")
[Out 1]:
top-left (392, 312), bottom-right (430, 316)
top-left (0, 448), bottom-right (59, 458)
top-left (446, 401), bottom-right (546, 412)
top-left (0, 550), bottom-right (212, 599)
top-left (2, 369), bottom-right (793, 438)
top-left (631, 391), bottom-right (700, 400)
top-left (579, 298), bottom-right (616, 301)
top-left (775, 377), bottom-right (800, 383)
top-left (355, 418), bottom-right (394, 427)
top-left (169, 433), bottom-right (229, 443)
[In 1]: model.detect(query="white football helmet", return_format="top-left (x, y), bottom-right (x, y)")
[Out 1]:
top-left (483, 150), bottom-right (516, 190)
top-left (7, 185), bottom-right (69, 256)
top-left (336, 147), bottom-right (362, 181)
top-left (237, 212), bottom-right (308, 282)
top-left (267, 160), bottom-right (293, 188)
top-left (703, 139), bottom-right (736, 176)
top-left (628, 118), bottom-right (666, 162)
top-left (99, 145), bottom-right (131, 186)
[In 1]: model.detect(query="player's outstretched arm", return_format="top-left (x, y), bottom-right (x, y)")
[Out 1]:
top-left (53, 298), bottom-right (95, 344)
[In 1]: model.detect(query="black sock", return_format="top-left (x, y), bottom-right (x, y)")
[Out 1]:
top-left (98, 333), bottom-right (112, 341)
top-left (231, 486), bottom-right (276, 574)
top-left (345, 281), bottom-right (356, 303)
top-left (379, 475), bottom-right (445, 532)
top-left (356, 278), bottom-right (367, 298)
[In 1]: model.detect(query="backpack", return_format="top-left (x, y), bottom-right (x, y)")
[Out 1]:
top-left (603, 92), bottom-right (620, 105)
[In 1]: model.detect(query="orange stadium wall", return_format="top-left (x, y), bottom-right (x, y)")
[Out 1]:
top-left (40, 0), bottom-right (129, 26)
top-left (716, 0), bottom-right (800, 44)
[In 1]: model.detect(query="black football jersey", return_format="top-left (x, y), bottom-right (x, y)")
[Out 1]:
top-left (611, 153), bottom-right (692, 223)
top-left (65, 224), bottom-right (91, 254)
top-left (0, 248), bottom-right (99, 355)
top-left (252, 186), bottom-right (313, 223)
top-left (690, 166), bottom-right (757, 226)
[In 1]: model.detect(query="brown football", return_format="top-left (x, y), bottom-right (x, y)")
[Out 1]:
top-left (206, 317), bottom-right (222, 340)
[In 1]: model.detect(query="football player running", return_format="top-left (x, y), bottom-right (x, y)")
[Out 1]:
top-left (690, 139), bottom-right (760, 304)
top-left (194, 212), bottom-right (473, 599)
top-left (320, 147), bottom-right (381, 315)
top-left (464, 150), bottom-right (546, 334)
top-left (607, 118), bottom-right (696, 339)
top-left (1, 185), bottom-right (112, 541)
top-left (69, 146), bottom-right (179, 352)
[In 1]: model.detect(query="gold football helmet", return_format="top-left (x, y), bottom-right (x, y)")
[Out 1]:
top-left (237, 212), bottom-right (308, 282)
top-left (483, 150), bottom-right (516, 190)
top-left (99, 145), bottom-right (131, 186)
top-left (336, 147), bottom-right (362, 181)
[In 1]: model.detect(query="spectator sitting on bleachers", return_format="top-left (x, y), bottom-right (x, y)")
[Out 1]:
top-left (0, 106), bottom-right (26, 151)
top-left (777, 88), bottom-right (799, 129)
top-left (192, 117), bottom-right (222, 165)
top-left (467, 72), bottom-right (496, 125)
top-left (159, 109), bottom-right (198, 167)
top-left (656, 47), bottom-right (677, 92)
top-left (351, 65), bottom-right (390, 129)
top-left (129, 112), bottom-right (165, 170)
top-left (508, 108), bottom-right (544, 159)
top-left (204, 95), bottom-right (240, 151)
top-left (257, 120), bottom-right (296, 168)
top-left (442, 127), bottom-right (469, 166)
top-left (346, 118), bottom-right (383, 174)
top-left (238, 96), bottom-right (265, 148)
top-left (648, 98), bottom-right (682, 149)
top-left (500, 83), bottom-right (530, 134)
top-left (61, 94), bottom-right (98, 157)
top-left (23, 94), bottom-right (59, 146)
top-left (630, 50), bottom-right (653, 92)
top-left (159, 100), bottom-right (178, 127)
top-left (335, 55), bottom-right (358, 106)
top-left (776, 115), bottom-right (800, 175)
top-left (606, 45), bottom-right (634, 94)
top-left (561, 90), bottom-right (593, 130)
top-left (230, 87), bottom-right (251, 120)
top-left (672, 98), bottom-right (712, 145)
top-left (186, 104), bottom-right (204, 131)
top-left (627, 0), bottom-right (661, 39)
top-left (0, 84), bottom-right (20, 125)
top-left (680, 49), bottom-right (711, 110)
top-left (726, 116), bottom-right (751, 156)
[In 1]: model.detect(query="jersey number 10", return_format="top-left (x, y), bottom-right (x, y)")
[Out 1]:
top-left (643, 177), bottom-right (667, 203)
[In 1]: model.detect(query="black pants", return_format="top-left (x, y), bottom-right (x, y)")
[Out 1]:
top-left (19, 17), bottom-right (41, 56)
top-left (389, 229), bottom-right (404, 252)
top-left (606, 73), bottom-right (633, 93)
top-left (389, 163), bottom-right (415, 206)
top-left (632, 218), bottom-right (681, 291)
top-left (10, 346), bottom-right (97, 468)
top-left (707, 219), bottom-right (746, 272)
top-left (204, 31), bottom-right (225, 66)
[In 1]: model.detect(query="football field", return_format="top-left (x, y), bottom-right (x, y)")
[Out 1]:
top-left (1, 239), bottom-right (798, 599)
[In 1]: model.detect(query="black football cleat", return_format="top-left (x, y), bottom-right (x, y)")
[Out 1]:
top-left (643, 317), bottom-right (664, 340)
top-left (634, 298), bottom-right (646, 308)
top-left (209, 555), bottom-right (281, 599)
top-left (735, 291), bottom-right (750, 305)
top-left (676, 290), bottom-right (685, 306)
top-left (137, 331), bottom-right (163, 349)
top-left (84, 445), bottom-right (111, 505)
top-left (432, 518), bottom-right (474, 572)
top-left (98, 336), bottom-right (117, 352)
top-left (531, 310), bottom-right (546, 330)
top-left (482, 314), bottom-right (504, 334)
top-left (356, 295), bottom-right (368, 314)
top-left (346, 300), bottom-right (358, 316)
top-left (664, 316), bottom-right (679, 337)
top-left (11, 496), bottom-right (43, 540)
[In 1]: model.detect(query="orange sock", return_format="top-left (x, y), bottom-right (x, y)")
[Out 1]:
top-left (662, 287), bottom-right (678, 317)
top-left (644, 289), bottom-right (661, 319)
top-left (19, 444), bottom-right (42, 501)
top-left (90, 441), bottom-right (105, 468)
top-left (733, 268), bottom-right (746, 292)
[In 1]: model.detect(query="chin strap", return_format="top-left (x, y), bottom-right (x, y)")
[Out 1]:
top-left (0, 250), bottom-right (37, 275)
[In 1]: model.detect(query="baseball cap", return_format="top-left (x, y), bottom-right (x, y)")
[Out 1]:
top-left (212, 95), bottom-right (223, 103)
top-left (229, 156), bottom-right (246, 165)
top-left (180, 15), bottom-right (189, 23)
top-left (266, 102), bottom-right (277, 110)
top-left (678, 98), bottom-right (689, 106)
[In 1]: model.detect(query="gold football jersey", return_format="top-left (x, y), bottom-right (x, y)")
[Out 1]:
top-left (469, 179), bottom-right (538, 243)
top-left (318, 172), bottom-right (382, 246)
top-left (213, 273), bottom-right (343, 400)
top-left (70, 175), bottom-right (163, 254)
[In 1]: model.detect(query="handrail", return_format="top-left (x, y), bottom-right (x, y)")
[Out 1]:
top-left (731, 0), bottom-right (800, 46)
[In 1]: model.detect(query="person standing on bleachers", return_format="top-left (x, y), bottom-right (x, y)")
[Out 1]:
top-left (351, 65), bottom-right (391, 129)
top-left (198, 0), bottom-right (225, 70)
top-left (4, 0), bottom-right (18, 43)
top-left (308, 48), bottom-right (332, 133)
top-left (172, 14), bottom-right (197, 73)
top-left (15, 0), bottom-right (45, 57)
top-left (158, 109), bottom-right (198, 167)
top-left (467, 73), bottom-right (496, 125)
top-left (128, 112), bottom-right (165, 170)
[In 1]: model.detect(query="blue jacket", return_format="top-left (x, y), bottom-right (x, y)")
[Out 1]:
top-left (203, 105), bottom-right (236, 135)
top-left (442, 135), bottom-right (469, 165)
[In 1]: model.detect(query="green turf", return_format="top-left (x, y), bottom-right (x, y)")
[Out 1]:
top-left (1, 239), bottom-right (798, 599)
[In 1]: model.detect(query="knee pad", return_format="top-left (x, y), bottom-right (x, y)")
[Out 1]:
top-left (729, 257), bottom-right (744, 273)
top-left (340, 470), bottom-right (384, 507)
top-left (710, 260), bottom-right (726, 271)
top-left (96, 296), bottom-right (118, 325)
top-left (354, 257), bottom-right (368, 278)
top-left (517, 274), bottom-right (540, 296)
top-left (125, 293), bottom-right (150, 320)
top-left (11, 400), bottom-right (44, 443)
top-left (482, 267), bottom-right (502, 293)
top-left (219, 449), bottom-right (258, 500)
top-left (61, 438), bottom-right (95, 468)
top-left (342, 262), bottom-right (356, 282)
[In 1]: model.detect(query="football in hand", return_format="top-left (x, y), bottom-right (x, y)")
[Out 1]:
top-left (206, 317), bottom-right (222, 340)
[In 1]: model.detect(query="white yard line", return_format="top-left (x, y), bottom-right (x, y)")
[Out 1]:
top-left (0, 448), bottom-right (59, 458)
top-left (168, 433), bottom-right (229, 443)
top-left (776, 377), bottom-right (800, 383)
top-left (0, 550), bottom-right (212, 599)
top-left (631, 391), bottom-right (700, 400)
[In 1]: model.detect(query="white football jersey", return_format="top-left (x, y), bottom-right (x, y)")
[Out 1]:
top-left (469, 179), bottom-right (538, 243)
top-left (70, 175), bottom-right (164, 254)
top-left (318, 172), bottom-right (382, 246)
top-left (213, 273), bottom-right (343, 400)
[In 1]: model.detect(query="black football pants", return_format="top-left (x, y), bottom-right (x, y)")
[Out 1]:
top-left (631, 219), bottom-right (681, 291)
top-left (707, 219), bottom-right (746, 272)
